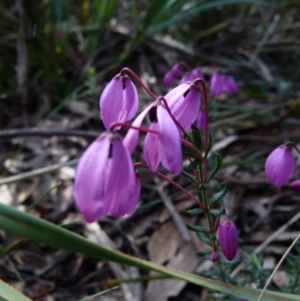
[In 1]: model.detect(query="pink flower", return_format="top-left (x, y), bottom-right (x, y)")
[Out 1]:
top-left (171, 63), bottom-right (182, 77)
top-left (179, 67), bottom-right (204, 84)
top-left (218, 219), bottom-right (238, 261)
top-left (163, 71), bottom-right (175, 86)
top-left (210, 72), bottom-right (224, 96)
top-left (123, 100), bottom-right (182, 174)
top-left (100, 74), bottom-right (139, 129)
top-left (210, 72), bottom-right (237, 96)
top-left (74, 133), bottom-right (140, 222)
top-left (223, 76), bottom-right (237, 94)
top-left (265, 144), bottom-right (294, 187)
top-left (164, 82), bottom-right (201, 131)
top-left (195, 109), bottom-right (206, 130)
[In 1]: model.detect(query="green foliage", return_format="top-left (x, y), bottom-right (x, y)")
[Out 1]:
top-left (1, 203), bottom-right (298, 300)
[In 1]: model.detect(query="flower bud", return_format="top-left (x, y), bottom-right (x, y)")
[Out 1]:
top-left (290, 179), bottom-right (300, 189)
top-left (163, 71), bottom-right (175, 86)
top-left (218, 219), bottom-right (238, 261)
top-left (210, 251), bottom-right (219, 262)
top-left (171, 63), bottom-right (182, 77)
top-left (265, 144), bottom-right (294, 187)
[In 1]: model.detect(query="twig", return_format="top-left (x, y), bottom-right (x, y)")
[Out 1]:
top-left (0, 159), bottom-right (79, 185)
top-left (153, 177), bottom-right (192, 243)
top-left (0, 128), bottom-right (99, 140)
top-left (257, 233), bottom-right (300, 301)
top-left (251, 14), bottom-right (281, 62)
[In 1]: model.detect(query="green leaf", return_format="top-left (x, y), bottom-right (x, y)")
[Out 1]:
top-left (147, 0), bottom-right (274, 36)
top-left (196, 248), bottom-right (213, 257)
top-left (207, 153), bottom-right (223, 182)
top-left (196, 232), bottom-right (213, 246)
top-left (185, 159), bottom-right (199, 171)
top-left (209, 182), bottom-right (229, 206)
top-left (183, 208), bottom-right (203, 217)
top-left (0, 203), bottom-right (299, 301)
top-left (210, 208), bottom-right (226, 217)
top-left (0, 280), bottom-right (32, 301)
top-left (191, 124), bottom-right (203, 151)
top-left (204, 133), bottom-right (215, 159)
top-left (186, 224), bottom-right (207, 232)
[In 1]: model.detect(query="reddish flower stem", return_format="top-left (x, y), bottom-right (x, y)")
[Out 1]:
top-left (159, 96), bottom-right (187, 136)
top-left (121, 67), bottom-right (157, 100)
top-left (286, 141), bottom-right (300, 155)
top-left (134, 162), bottom-right (204, 209)
top-left (109, 122), bottom-right (159, 135)
top-left (194, 79), bottom-right (209, 181)
top-left (180, 138), bottom-right (203, 161)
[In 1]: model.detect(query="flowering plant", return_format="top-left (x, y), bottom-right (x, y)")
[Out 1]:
top-left (73, 63), bottom-right (300, 300)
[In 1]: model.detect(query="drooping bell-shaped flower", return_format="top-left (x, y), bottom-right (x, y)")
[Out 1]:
top-left (179, 67), bottom-right (204, 84)
top-left (164, 82), bottom-right (201, 132)
top-left (210, 72), bottom-right (238, 96)
top-left (171, 63), bottom-right (182, 77)
top-left (223, 76), bottom-right (237, 94)
top-left (100, 74), bottom-right (139, 129)
top-left (123, 101), bottom-right (182, 174)
top-left (218, 219), bottom-right (238, 261)
top-left (74, 133), bottom-right (140, 223)
top-left (265, 144), bottom-right (294, 188)
top-left (195, 109), bottom-right (206, 130)
top-left (210, 72), bottom-right (224, 96)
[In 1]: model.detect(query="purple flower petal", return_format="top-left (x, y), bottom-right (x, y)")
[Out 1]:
top-left (123, 105), bottom-right (152, 154)
top-left (210, 72), bottom-right (223, 96)
top-left (100, 76), bottom-right (123, 129)
top-left (74, 133), bottom-right (140, 222)
top-left (190, 68), bottom-right (204, 80)
top-left (196, 110), bottom-right (206, 130)
top-left (103, 136), bottom-right (138, 217)
top-left (164, 71), bottom-right (175, 86)
top-left (144, 122), bottom-right (160, 172)
top-left (100, 74), bottom-right (139, 130)
top-left (223, 76), bottom-right (237, 94)
top-left (265, 144), bottom-right (294, 187)
top-left (165, 84), bottom-right (201, 131)
top-left (157, 105), bottom-right (182, 174)
top-left (123, 76), bottom-right (139, 120)
top-left (218, 219), bottom-right (238, 261)
top-left (74, 134), bottom-right (110, 222)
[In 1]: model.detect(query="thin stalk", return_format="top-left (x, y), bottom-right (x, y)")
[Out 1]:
top-left (195, 79), bottom-right (209, 181)
top-left (134, 163), bottom-right (204, 209)
top-left (121, 67), bottom-right (157, 100)
top-left (109, 122), bottom-right (159, 134)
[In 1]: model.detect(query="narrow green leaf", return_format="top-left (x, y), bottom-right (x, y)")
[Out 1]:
top-left (209, 182), bottom-right (229, 206)
top-left (207, 153), bottom-right (223, 182)
top-left (204, 134), bottom-right (215, 159)
top-left (196, 248), bottom-right (212, 257)
top-left (0, 280), bottom-right (32, 301)
top-left (191, 124), bottom-right (203, 151)
top-left (196, 232), bottom-right (213, 246)
top-left (0, 204), bottom-right (299, 301)
top-left (186, 224), bottom-right (207, 232)
top-left (210, 208), bottom-right (226, 217)
top-left (181, 170), bottom-right (198, 184)
top-left (148, 0), bottom-right (274, 36)
top-left (183, 208), bottom-right (203, 217)
top-left (185, 159), bottom-right (199, 171)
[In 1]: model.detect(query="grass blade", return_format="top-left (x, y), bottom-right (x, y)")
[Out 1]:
top-left (0, 203), bottom-right (299, 301)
